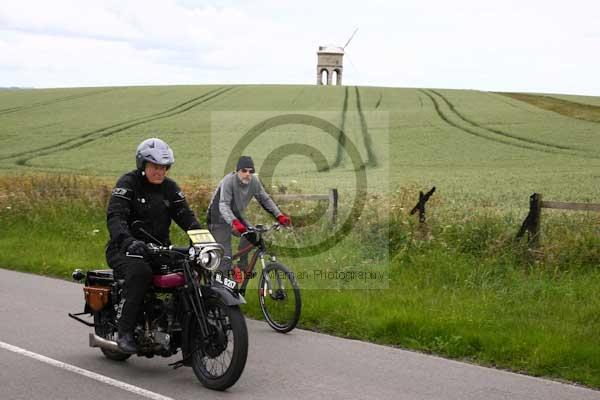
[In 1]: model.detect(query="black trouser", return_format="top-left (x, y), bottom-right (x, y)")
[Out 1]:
top-left (106, 247), bottom-right (153, 334)
top-left (209, 223), bottom-right (251, 274)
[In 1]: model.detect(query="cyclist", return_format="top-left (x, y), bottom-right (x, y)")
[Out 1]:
top-left (206, 156), bottom-right (291, 280)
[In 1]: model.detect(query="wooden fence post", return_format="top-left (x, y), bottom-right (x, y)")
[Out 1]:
top-left (327, 188), bottom-right (338, 224)
top-left (529, 193), bottom-right (542, 247)
top-left (410, 187), bottom-right (436, 224)
top-left (418, 191), bottom-right (426, 223)
top-left (516, 192), bottom-right (542, 246)
top-left (521, 193), bottom-right (600, 247)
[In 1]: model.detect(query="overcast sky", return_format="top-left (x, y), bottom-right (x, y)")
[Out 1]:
top-left (1, 0), bottom-right (599, 95)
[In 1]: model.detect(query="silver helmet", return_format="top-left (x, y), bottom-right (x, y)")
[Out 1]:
top-left (135, 138), bottom-right (174, 170)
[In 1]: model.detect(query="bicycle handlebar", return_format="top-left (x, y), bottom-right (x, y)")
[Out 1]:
top-left (251, 222), bottom-right (280, 233)
top-left (245, 222), bottom-right (290, 235)
top-left (239, 222), bottom-right (289, 245)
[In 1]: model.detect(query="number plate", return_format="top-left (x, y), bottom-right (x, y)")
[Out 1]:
top-left (214, 273), bottom-right (237, 290)
top-left (222, 277), bottom-right (237, 289)
top-left (187, 229), bottom-right (216, 244)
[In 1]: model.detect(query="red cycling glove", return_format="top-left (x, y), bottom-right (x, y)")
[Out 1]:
top-left (232, 219), bottom-right (247, 235)
top-left (277, 214), bottom-right (292, 227)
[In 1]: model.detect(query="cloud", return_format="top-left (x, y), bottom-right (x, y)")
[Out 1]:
top-left (0, 0), bottom-right (142, 42)
top-left (0, 0), bottom-right (271, 86)
top-left (0, 0), bottom-right (599, 95)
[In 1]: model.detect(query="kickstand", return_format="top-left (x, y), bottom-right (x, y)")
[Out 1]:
top-left (168, 360), bottom-right (184, 369)
top-left (168, 358), bottom-right (187, 369)
top-left (170, 345), bottom-right (201, 369)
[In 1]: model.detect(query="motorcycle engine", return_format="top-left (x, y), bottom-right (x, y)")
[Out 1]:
top-left (136, 294), bottom-right (179, 357)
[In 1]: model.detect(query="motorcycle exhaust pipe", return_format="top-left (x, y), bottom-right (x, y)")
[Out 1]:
top-left (89, 333), bottom-right (121, 353)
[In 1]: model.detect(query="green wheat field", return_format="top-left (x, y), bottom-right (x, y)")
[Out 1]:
top-left (1, 85), bottom-right (599, 207)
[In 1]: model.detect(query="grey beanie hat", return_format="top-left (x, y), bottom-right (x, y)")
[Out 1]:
top-left (236, 156), bottom-right (255, 172)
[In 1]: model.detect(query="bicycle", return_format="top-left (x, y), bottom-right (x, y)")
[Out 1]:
top-left (232, 223), bottom-right (301, 333)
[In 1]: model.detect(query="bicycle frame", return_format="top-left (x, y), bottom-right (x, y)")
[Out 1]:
top-left (228, 223), bottom-right (301, 333)
top-left (232, 229), bottom-right (277, 295)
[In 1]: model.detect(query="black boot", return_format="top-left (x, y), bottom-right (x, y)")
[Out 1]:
top-left (117, 332), bottom-right (137, 354)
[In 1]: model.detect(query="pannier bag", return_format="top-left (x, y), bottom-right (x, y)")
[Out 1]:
top-left (83, 286), bottom-right (110, 312)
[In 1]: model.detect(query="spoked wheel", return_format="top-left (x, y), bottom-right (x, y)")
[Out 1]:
top-left (190, 297), bottom-right (248, 391)
top-left (258, 262), bottom-right (301, 333)
top-left (93, 310), bottom-right (131, 361)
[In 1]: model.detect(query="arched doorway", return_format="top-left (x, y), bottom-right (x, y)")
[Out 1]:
top-left (333, 69), bottom-right (342, 85)
top-left (320, 69), bottom-right (329, 85)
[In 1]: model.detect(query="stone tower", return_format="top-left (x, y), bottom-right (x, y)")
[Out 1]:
top-left (316, 46), bottom-right (344, 86)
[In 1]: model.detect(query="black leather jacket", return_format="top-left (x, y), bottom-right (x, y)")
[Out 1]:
top-left (106, 170), bottom-right (201, 252)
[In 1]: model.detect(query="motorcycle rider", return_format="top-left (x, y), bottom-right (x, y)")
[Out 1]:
top-left (207, 156), bottom-right (291, 280)
top-left (106, 138), bottom-right (201, 354)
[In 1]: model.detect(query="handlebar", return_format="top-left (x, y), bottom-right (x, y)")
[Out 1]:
top-left (244, 222), bottom-right (289, 235)
top-left (141, 223), bottom-right (288, 255)
top-left (239, 222), bottom-right (289, 246)
top-left (250, 222), bottom-right (282, 233)
top-left (146, 243), bottom-right (187, 257)
top-left (146, 243), bottom-right (169, 253)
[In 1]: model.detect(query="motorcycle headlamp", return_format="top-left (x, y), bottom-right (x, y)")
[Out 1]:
top-left (195, 244), bottom-right (224, 272)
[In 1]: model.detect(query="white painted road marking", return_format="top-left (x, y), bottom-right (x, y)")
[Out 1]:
top-left (0, 340), bottom-right (174, 400)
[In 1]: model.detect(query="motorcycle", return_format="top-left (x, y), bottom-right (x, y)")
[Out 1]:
top-left (69, 223), bottom-right (248, 391)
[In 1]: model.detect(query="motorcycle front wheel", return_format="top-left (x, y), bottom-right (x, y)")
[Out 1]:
top-left (190, 297), bottom-right (248, 391)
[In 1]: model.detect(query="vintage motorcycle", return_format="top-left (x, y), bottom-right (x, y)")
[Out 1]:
top-left (69, 224), bottom-right (248, 391)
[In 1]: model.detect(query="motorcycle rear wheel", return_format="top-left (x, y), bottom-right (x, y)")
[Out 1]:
top-left (94, 310), bottom-right (131, 361)
top-left (190, 297), bottom-right (248, 391)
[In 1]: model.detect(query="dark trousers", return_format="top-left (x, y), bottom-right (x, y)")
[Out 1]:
top-left (209, 223), bottom-right (251, 274)
top-left (106, 247), bottom-right (153, 334)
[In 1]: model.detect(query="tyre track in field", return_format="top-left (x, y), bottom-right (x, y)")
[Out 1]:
top-left (420, 89), bottom-right (599, 159)
top-left (430, 89), bottom-right (581, 151)
top-left (290, 87), bottom-right (306, 106)
top-left (355, 87), bottom-right (378, 167)
top-left (0, 88), bottom-right (118, 116)
top-left (18, 86), bottom-right (235, 167)
top-left (417, 93), bottom-right (424, 109)
top-left (4, 86), bottom-right (235, 167)
top-left (331, 86), bottom-right (349, 169)
top-left (1, 86), bottom-right (228, 162)
top-left (375, 92), bottom-right (383, 109)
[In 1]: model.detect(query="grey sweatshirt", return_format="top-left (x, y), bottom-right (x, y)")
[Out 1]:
top-left (207, 172), bottom-right (281, 225)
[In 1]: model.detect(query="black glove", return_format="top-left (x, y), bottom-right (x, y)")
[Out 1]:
top-left (126, 240), bottom-right (147, 256)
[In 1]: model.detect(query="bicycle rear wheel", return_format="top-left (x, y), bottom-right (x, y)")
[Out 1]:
top-left (258, 262), bottom-right (301, 333)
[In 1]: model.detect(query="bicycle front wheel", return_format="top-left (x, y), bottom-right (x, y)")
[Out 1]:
top-left (258, 262), bottom-right (301, 333)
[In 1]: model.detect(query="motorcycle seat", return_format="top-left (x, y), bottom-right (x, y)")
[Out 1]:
top-left (86, 269), bottom-right (114, 286)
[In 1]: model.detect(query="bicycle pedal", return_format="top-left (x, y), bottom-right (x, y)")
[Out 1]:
top-left (231, 267), bottom-right (244, 283)
top-left (234, 266), bottom-right (256, 280)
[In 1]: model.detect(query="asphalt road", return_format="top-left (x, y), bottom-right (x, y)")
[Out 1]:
top-left (0, 267), bottom-right (598, 400)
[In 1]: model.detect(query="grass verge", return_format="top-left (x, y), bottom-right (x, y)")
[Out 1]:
top-left (1, 174), bottom-right (599, 388)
